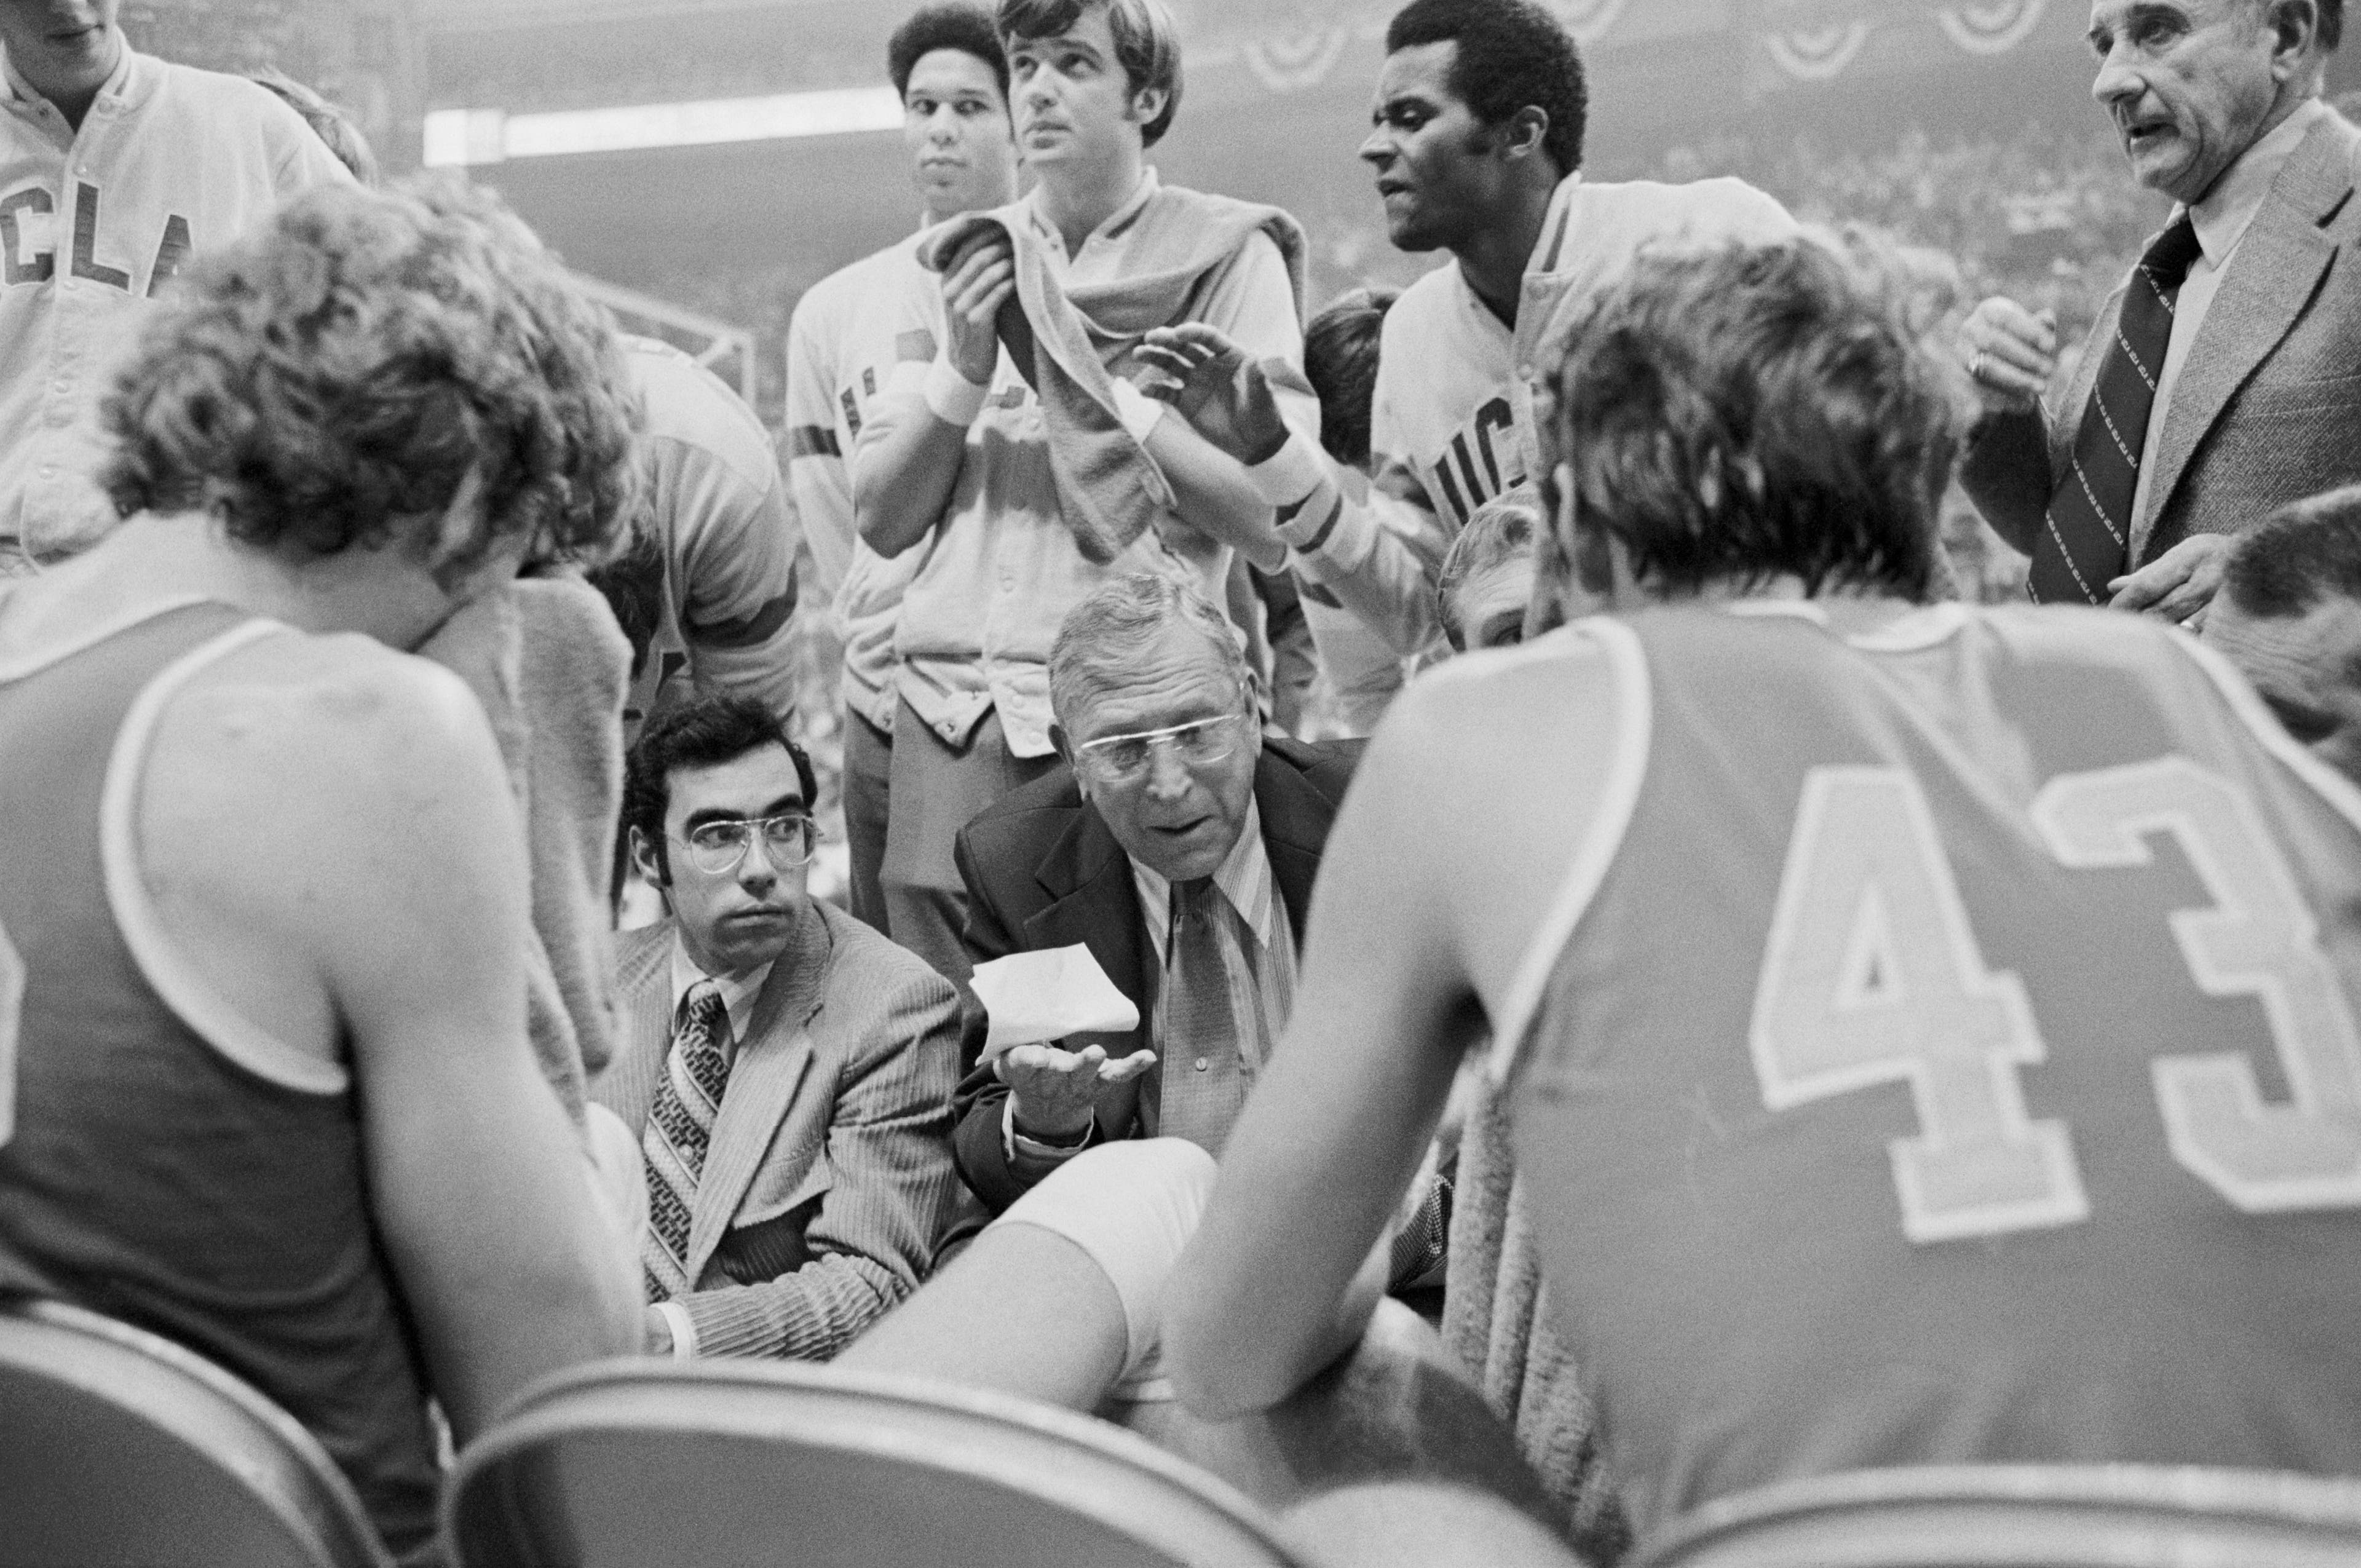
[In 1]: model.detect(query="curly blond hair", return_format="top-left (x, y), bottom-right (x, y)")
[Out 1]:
top-left (102, 175), bottom-right (642, 573)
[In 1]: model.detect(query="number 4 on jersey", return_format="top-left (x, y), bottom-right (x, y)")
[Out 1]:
top-left (1750, 767), bottom-right (2089, 1243)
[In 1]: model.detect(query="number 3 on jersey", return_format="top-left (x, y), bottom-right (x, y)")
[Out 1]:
top-left (0, 916), bottom-right (20, 1149)
top-left (1751, 760), bottom-right (2361, 1243)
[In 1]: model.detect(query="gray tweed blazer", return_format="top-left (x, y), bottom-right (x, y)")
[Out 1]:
top-left (595, 901), bottom-right (965, 1360)
top-left (1963, 108), bottom-right (2361, 568)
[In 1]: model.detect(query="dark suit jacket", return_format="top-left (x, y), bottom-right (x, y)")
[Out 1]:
top-left (947, 736), bottom-right (1361, 1213)
top-left (595, 902), bottom-right (965, 1358)
top-left (1963, 109), bottom-right (2361, 566)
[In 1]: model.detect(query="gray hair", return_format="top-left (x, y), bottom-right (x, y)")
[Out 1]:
top-left (1438, 483), bottom-right (1541, 650)
top-left (1049, 572), bottom-right (1251, 734)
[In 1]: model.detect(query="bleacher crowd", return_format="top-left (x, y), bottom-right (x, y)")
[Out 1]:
top-left (8, 0), bottom-right (2361, 1564)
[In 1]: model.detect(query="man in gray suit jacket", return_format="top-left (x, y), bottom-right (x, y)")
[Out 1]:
top-left (602, 695), bottom-right (965, 1360)
top-left (1960, 0), bottom-right (2357, 622)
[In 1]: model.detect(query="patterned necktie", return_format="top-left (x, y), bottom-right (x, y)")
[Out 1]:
top-left (642, 984), bottom-right (731, 1302)
top-left (2029, 214), bottom-right (2204, 605)
top-left (1155, 879), bottom-right (1254, 1154)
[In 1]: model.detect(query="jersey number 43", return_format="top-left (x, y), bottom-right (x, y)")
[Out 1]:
top-left (1750, 758), bottom-right (2361, 1244)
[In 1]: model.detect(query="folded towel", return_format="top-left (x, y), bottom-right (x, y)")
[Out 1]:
top-left (921, 186), bottom-right (1309, 564)
top-left (417, 574), bottom-right (630, 1122)
top-left (1443, 1067), bottom-right (1632, 1564)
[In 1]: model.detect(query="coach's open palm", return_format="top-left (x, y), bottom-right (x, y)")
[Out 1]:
top-left (997, 1041), bottom-right (1158, 1142)
top-left (1136, 323), bottom-right (1292, 465)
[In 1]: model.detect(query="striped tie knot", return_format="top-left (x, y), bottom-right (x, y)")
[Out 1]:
top-left (2140, 214), bottom-right (2204, 296)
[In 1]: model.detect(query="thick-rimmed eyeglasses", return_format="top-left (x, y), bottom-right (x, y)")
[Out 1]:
top-left (672, 814), bottom-right (817, 875)
top-left (1073, 710), bottom-right (1252, 785)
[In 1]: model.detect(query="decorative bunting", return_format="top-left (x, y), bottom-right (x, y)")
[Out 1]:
top-left (1765, 20), bottom-right (1875, 81)
top-left (1937, 0), bottom-right (2049, 56)
top-left (1241, 23), bottom-right (1358, 93)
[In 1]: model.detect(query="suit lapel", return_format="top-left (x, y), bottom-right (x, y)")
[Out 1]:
top-left (2138, 117), bottom-right (2355, 560)
top-left (598, 924), bottom-right (678, 1131)
top-left (684, 906), bottom-right (831, 1279)
top-left (1254, 751), bottom-right (1335, 945)
top-left (1024, 807), bottom-right (1152, 1054)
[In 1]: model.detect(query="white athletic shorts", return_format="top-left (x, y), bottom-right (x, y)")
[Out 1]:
top-left (986, 1138), bottom-right (1218, 1403)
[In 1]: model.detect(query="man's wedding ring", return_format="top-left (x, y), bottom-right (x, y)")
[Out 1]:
top-left (1970, 350), bottom-right (1988, 381)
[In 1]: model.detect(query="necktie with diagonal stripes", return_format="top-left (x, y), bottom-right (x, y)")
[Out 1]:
top-left (2028, 215), bottom-right (2204, 605)
top-left (642, 984), bottom-right (731, 1303)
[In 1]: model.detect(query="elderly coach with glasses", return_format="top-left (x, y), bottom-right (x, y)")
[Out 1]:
top-left (944, 574), bottom-right (1364, 1213)
top-left (603, 695), bottom-right (968, 1360)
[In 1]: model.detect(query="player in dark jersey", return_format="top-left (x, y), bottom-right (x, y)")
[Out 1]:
top-left (0, 179), bottom-right (642, 1564)
top-left (1168, 236), bottom-right (2361, 1536)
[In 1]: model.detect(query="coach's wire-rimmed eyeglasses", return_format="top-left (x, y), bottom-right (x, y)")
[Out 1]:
top-left (673, 814), bottom-right (817, 874)
top-left (1073, 709), bottom-right (1254, 786)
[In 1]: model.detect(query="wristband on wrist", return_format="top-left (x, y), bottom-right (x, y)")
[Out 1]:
top-left (924, 355), bottom-right (992, 428)
top-left (1246, 432), bottom-right (1329, 507)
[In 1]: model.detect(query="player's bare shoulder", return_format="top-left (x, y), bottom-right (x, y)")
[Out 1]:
top-left (149, 626), bottom-right (505, 823)
top-left (138, 625), bottom-right (524, 956)
top-left (1388, 621), bottom-right (1627, 779)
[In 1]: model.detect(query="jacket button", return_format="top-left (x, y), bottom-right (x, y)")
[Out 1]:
top-left (1193, 1057), bottom-right (1209, 1072)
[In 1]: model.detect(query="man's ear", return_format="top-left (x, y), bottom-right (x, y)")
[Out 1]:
top-left (1052, 721), bottom-right (1090, 800)
top-left (628, 824), bottom-right (668, 890)
top-left (1128, 84), bottom-right (1169, 133)
top-left (2268, 0), bottom-right (2323, 74)
top-left (1498, 106), bottom-right (1550, 162)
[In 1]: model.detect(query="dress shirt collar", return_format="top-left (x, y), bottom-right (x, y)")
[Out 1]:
top-left (669, 936), bottom-right (773, 1047)
top-left (1131, 798), bottom-right (1277, 962)
top-left (1025, 165), bottom-right (1161, 266)
top-left (2186, 96), bottom-right (2328, 269)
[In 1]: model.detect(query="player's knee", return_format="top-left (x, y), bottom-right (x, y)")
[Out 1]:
top-left (989, 1138), bottom-right (1217, 1372)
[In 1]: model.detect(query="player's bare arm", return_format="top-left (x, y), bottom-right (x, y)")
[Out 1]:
top-left (1140, 319), bottom-right (1450, 652)
top-left (1165, 633), bottom-right (1620, 1416)
top-left (1136, 413), bottom-right (1289, 571)
top-left (1135, 322), bottom-right (1294, 465)
top-left (141, 635), bottom-right (642, 1439)
top-left (853, 233), bottom-right (1014, 558)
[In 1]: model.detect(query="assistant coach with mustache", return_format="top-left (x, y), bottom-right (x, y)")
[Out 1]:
top-left (1959, 0), bottom-right (2357, 624)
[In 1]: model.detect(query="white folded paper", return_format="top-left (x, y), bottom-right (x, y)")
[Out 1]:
top-left (969, 944), bottom-right (1140, 1059)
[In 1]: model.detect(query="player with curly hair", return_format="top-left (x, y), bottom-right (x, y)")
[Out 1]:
top-left (0, 176), bottom-right (644, 1566)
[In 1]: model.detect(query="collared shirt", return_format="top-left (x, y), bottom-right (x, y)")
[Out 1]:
top-left (783, 228), bottom-right (933, 732)
top-left (1002, 798), bottom-right (1297, 1163)
top-left (0, 41), bottom-right (352, 564)
top-left (1136, 798), bottom-right (1296, 1137)
top-left (860, 168), bottom-right (1316, 758)
top-left (666, 939), bottom-right (773, 1061)
top-left (2132, 96), bottom-right (2330, 529)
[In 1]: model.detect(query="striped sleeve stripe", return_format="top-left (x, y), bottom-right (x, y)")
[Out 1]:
top-left (1292, 491), bottom-right (1347, 555)
top-left (787, 425), bottom-right (839, 458)
top-left (687, 586), bottom-right (799, 650)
